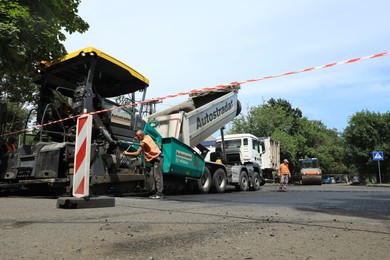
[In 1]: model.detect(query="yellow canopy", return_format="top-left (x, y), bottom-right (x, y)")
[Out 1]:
top-left (36, 47), bottom-right (149, 98)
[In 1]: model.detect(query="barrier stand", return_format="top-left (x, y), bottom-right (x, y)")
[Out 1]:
top-left (57, 112), bottom-right (115, 209)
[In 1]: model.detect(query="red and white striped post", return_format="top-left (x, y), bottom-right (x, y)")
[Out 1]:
top-left (73, 113), bottom-right (93, 198)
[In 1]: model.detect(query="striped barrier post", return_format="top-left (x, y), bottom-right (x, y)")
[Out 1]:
top-left (73, 113), bottom-right (93, 198)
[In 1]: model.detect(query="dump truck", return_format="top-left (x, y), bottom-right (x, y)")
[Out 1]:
top-left (146, 86), bottom-right (263, 193)
top-left (213, 134), bottom-right (279, 184)
top-left (218, 135), bottom-right (280, 181)
top-left (298, 157), bottom-right (322, 185)
top-left (214, 133), bottom-right (266, 189)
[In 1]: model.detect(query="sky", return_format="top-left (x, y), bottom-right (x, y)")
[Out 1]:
top-left (64, 0), bottom-right (390, 132)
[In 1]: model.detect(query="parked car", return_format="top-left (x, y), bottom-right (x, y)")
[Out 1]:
top-left (322, 177), bottom-right (332, 184)
top-left (322, 177), bottom-right (335, 184)
top-left (335, 175), bottom-right (347, 183)
top-left (351, 175), bottom-right (365, 185)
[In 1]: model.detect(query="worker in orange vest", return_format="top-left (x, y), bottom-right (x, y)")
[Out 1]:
top-left (123, 130), bottom-right (164, 199)
top-left (278, 159), bottom-right (291, 191)
top-left (3, 136), bottom-right (17, 152)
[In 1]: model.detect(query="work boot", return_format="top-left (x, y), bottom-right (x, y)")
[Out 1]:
top-left (154, 192), bottom-right (164, 199)
top-left (149, 193), bottom-right (163, 199)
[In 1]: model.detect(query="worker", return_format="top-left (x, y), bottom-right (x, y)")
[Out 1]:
top-left (123, 130), bottom-right (164, 199)
top-left (278, 159), bottom-right (291, 191)
top-left (2, 136), bottom-right (17, 152)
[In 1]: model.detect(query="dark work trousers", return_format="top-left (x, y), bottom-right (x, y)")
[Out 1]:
top-left (151, 157), bottom-right (164, 195)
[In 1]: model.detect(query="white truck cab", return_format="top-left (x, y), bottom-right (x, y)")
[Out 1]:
top-left (215, 133), bottom-right (262, 166)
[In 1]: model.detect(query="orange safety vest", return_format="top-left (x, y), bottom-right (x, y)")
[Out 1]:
top-left (5, 143), bottom-right (16, 152)
top-left (142, 135), bottom-right (161, 162)
top-left (279, 163), bottom-right (290, 175)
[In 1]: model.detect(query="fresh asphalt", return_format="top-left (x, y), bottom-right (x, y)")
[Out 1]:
top-left (166, 184), bottom-right (390, 220)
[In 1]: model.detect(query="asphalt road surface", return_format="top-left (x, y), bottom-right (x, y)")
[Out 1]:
top-left (169, 184), bottom-right (390, 220)
top-left (1, 184), bottom-right (389, 260)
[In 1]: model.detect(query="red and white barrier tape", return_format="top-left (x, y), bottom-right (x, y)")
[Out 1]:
top-left (1, 51), bottom-right (389, 138)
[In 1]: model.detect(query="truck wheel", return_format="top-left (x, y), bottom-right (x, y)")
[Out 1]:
top-left (250, 172), bottom-right (261, 191)
top-left (198, 167), bottom-right (212, 194)
top-left (212, 168), bottom-right (227, 193)
top-left (235, 171), bottom-right (249, 191)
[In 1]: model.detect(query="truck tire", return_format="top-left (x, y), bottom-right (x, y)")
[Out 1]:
top-left (250, 172), bottom-right (261, 191)
top-left (212, 168), bottom-right (227, 193)
top-left (235, 171), bottom-right (249, 191)
top-left (198, 167), bottom-right (212, 194)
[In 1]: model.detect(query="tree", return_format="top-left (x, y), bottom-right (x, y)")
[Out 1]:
top-left (297, 118), bottom-right (347, 175)
top-left (268, 98), bottom-right (302, 136)
top-left (343, 110), bottom-right (390, 182)
top-left (231, 105), bottom-right (288, 137)
top-left (0, 0), bottom-right (89, 103)
top-left (0, 102), bottom-right (30, 140)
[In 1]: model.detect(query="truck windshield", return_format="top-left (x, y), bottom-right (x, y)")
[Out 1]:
top-left (223, 139), bottom-right (242, 148)
top-left (299, 159), bottom-right (319, 168)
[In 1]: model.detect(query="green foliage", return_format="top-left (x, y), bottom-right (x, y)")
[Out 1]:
top-left (272, 129), bottom-right (300, 162)
top-left (231, 99), bottom-right (389, 181)
top-left (268, 98), bottom-right (302, 135)
top-left (231, 105), bottom-right (285, 136)
top-left (0, 101), bottom-right (30, 141)
top-left (0, 0), bottom-right (89, 103)
top-left (343, 110), bottom-right (390, 182)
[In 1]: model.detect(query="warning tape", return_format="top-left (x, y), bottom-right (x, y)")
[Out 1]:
top-left (1, 51), bottom-right (389, 138)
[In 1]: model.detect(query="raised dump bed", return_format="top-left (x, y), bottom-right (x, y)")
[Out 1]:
top-left (146, 85), bottom-right (240, 148)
